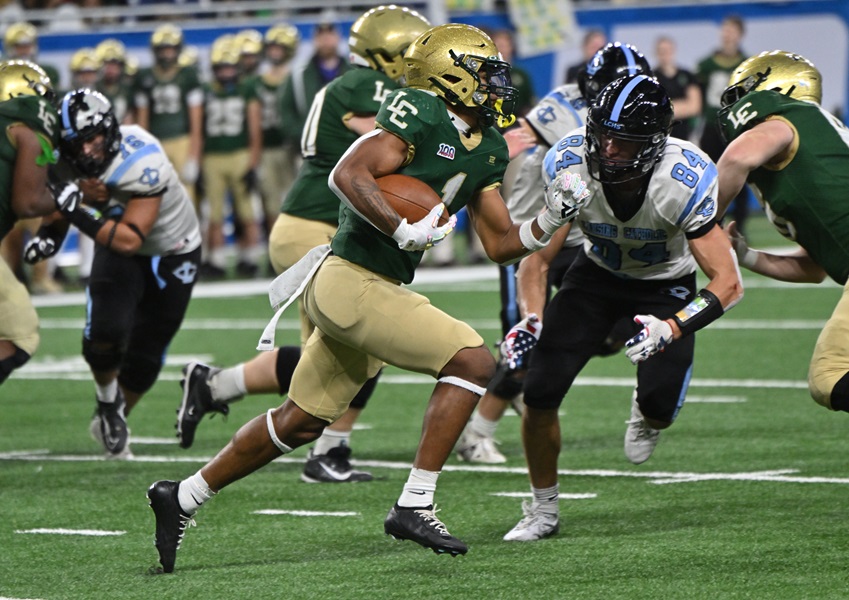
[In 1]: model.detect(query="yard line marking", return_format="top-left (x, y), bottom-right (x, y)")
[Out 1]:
top-left (491, 492), bottom-right (597, 499)
top-left (679, 396), bottom-right (747, 403)
top-left (132, 437), bottom-right (179, 445)
top-left (15, 528), bottom-right (125, 536)
top-left (252, 510), bottom-right (360, 517)
top-left (3, 450), bottom-right (848, 486)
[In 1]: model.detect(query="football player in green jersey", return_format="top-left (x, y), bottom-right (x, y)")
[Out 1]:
top-left (199, 34), bottom-right (262, 278)
top-left (1, 23), bottom-right (60, 88)
top-left (95, 39), bottom-right (134, 124)
top-left (147, 23), bottom-right (579, 572)
top-left (175, 7), bottom-right (430, 483)
top-left (0, 60), bottom-right (61, 384)
top-left (133, 24), bottom-right (203, 208)
top-left (716, 50), bottom-right (849, 415)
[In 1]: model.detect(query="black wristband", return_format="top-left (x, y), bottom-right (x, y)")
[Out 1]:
top-left (66, 206), bottom-right (104, 239)
top-left (105, 222), bottom-right (118, 248)
top-left (671, 289), bottom-right (724, 337)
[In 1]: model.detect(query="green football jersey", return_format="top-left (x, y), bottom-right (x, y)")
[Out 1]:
top-left (245, 73), bottom-right (286, 148)
top-left (202, 81), bottom-right (258, 153)
top-left (97, 80), bottom-right (134, 123)
top-left (281, 67), bottom-right (398, 222)
top-left (0, 95), bottom-right (59, 241)
top-left (132, 66), bottom-right (202, 140)
top-left (720, 90), bottom-right (849, 284)
top-left (332, 88), bottom-right (509, 284)
top-left (697, 52), bottom-right (746, 124)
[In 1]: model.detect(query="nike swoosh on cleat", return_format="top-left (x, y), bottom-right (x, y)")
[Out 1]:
top-left (317, 461), bottom-right (354, 481)
top-left (409, 490), bottom-right (426, 495)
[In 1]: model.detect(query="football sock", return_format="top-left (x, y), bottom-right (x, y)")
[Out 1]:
top-left (95, 379), bottom-right (118, 404)
top-left (209, 366), bottom-right (246, 403)
top-left (312, 429), bottom-right (351, 456)
top-left (398, 468), bottom-right (439, 508)
top-left (829, 371), bottom-right (849, 412)
top-left (531, 484), bottom-right (559, 515)
top-left (178, 471), bottom-right (216, 515)
top-left (469, 412), bottom-right (499, 439)
top-left (208, 247), bottom-right (227, 269)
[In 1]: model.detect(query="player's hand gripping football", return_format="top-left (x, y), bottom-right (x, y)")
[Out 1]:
top-left (538, 171), bottom-right (592, 235)
top-left (391, 203), bottom-right (457, 252)
top-left (500, 313), bottom-right (542, 370)
top-left (624, 315), bottom-right (674, 364)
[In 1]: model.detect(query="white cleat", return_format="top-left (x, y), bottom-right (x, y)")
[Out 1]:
top-left (624, 396), bottom-right (660, 464)
top-left (455, 429), bottom-right (507, 464)
top-left (503, 501), bottom-right (559, 541)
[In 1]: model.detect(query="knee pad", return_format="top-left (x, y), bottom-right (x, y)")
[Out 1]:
top-left (82, 336), bottom-right (124, 372)
top-left (350, 370), bottom-right (381, 409)
top-left (117, 356), bottom-right (161, 395)
top-left (0, 347), bottom-right (30, 384)
top-left (275, 345), bottom-right (301, 395)
top-left (487, 361), bottom-right (524, 399)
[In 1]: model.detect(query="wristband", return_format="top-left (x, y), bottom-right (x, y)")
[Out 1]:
top-left (519, 219), bottom-right (550, 251)
top-left (671, 289), bottom-right (724, 337)
top-left (67, 206), bottom-right (104, 239)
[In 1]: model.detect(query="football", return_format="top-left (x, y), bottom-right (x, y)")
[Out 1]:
top-left (376, 173), bottom-right (448, 226)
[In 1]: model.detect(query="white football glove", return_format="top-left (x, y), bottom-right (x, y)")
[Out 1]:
top-left (624, 315), bottom-right (674, 364)
top-left (538, 171), bottom-right (592, 235)
top-left (181, 158), bottom-right (200, 185)
top-left (391, 203), bottom-right (457, 252)
top-left (53, 181), bottom-right (82, 215)
top-left (23, 235), bottom-right (58, 264)
top-left (500, 313), bottom-right (542, 370)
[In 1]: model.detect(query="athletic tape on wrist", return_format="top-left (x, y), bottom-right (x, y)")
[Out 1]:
top-left (671, 289), bottom-right (724, 337)
top-left (519, 218), bottom-right (550, 251)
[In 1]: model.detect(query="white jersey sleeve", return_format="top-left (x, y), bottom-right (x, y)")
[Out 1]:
top-left (100, 125), bottom-right (201, 256)
top-left (542, 133), bottom-right (718, 280)
top-left (524, 84), bottom-right (588, 147)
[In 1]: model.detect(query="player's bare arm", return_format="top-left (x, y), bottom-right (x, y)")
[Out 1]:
top-left (467, 186), bottom-right (550, 264)
top-left (516, 223), bottom-right (571, 319)
top-left (717, 119), bottom-right (795, 217)
top-left (331, 130), bottom-right (409, 235)
top-left (9, 124), bottom-right (54, 218)
top-left (247, 98), bottom-right (263, 170)
top-left (343, 113), bottom-right (377, 136)
top-left (92, 195), bottom-right (162, 256)
top-left (725, 220), bottom-right (827, 283)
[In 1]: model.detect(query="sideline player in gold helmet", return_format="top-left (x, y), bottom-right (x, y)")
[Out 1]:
top-left (69, 47), bottom-right (101, 90)
top-left (234, 29), bottom-right (263, 78)
top-left (95, 39), bottom-right (133, 123)
top-left (0, 59), bottom-right (63, 382)
top-left (348, 4), bottom-right (430, 81)
top-left (717, 51), bottom-right (849, 417)
top-left (2, 22), bottom-right (60, 90)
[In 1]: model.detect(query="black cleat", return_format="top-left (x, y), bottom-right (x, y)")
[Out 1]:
top-left (384, 503), bottom-right (468, 556)
top-left (300, 446), bottom-right (373, 483)
top-left (177, 362), bottom-right (229, 449)
top-left (147, 480), bottom-right (195, 574)
top-left (96, 389), bottom-right (129, 455)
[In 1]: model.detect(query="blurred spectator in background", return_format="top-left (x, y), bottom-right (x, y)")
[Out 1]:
top-left (199, 34), bottom-right (262, 279)
top-left (654, 36), bottom-right (701, 142)
top-left (133, 23), bottom-right (203, 210)
top-left (489, 27), bottom-right (536, 117)
top-left (564, 28), bottom-right (606, 84)
top-left (696, 14), bottom-right (750, 232)
top-left (95, 38), bottom-right (134, 123)
top-left (279, 15), bottom-right (350, 157)
top-left (246, 23), bottom-right (300, 237)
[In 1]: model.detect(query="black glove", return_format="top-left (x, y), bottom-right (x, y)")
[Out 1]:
top-left (23, 223), bottom-right (68, 264)
top-left (241, 168), bottom-right (258, 192)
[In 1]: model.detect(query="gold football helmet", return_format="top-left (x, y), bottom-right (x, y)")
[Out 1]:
top-left (3, 22), bottom-right (37, 57)
top-left (210, 35), bottom-right (240, 67)
top-left (348, 5), bottom-right (430, 81)
top-left (0, 59), bottom-right (53, 100)
top-left (95, 39), bottom-right (127, 64)
top-left (151, 23), bottom-right (183, 49)
top-left (70, 48), bottom-right (101, 74)
top-left (265, 23), bottom-right (299, 51)
top-left (178, 45), bottom-right (200, 68)
top-left (721, 50), bottom-right (822, 108)
top-left (404, 23), bottom-right (517, 127)
top-left (235, 29), bottom-right (263, 56)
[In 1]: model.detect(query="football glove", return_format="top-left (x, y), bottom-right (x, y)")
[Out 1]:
top-left (181, 158), bottom-right (199, 185)
top-left (391, 203), bottom-right (457, 252)
top-left (53, 181), bottom-right (82, 216)
top-left (624, 315), bottom-right (674, 364)
top-left (242, 168), bottom-right (258, 192)
top-left (500, 313), bottom-right (542, 370)
top-left (23, 235), bottom-right (58, 264)
top-left (538, 171), bottom-right (592, 235)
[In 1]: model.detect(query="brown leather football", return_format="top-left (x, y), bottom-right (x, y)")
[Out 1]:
top-left (376, 174), bottom-right (448, 226)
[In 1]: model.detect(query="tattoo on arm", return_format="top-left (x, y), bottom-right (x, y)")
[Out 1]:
top-left (351, 175), bottom-right (400, 231)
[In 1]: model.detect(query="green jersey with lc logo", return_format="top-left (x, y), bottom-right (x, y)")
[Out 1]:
top-left (332, 88), bottom-right (509, 284)
top-left (720, 90), bottom-right (849, 284)
top-left (132, 66), bottom-right (202, 141)
top-left (281, 67), bottom-right (398, 222)
top-left (0, 95), bottom-right (58, 241)
top-left (202, 81), bottom-right (258, 153)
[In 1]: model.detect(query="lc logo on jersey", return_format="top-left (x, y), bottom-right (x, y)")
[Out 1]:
top-left (140, 167), bottom-right (160, 187)
top-left (437, 143), bottom-right (455, 160)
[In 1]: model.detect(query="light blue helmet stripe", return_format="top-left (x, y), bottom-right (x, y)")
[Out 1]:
top-left (610, 74), bottom-right (649, 122)
top-left (622, 45), bottom-right (637, 75)
top-left (60, 94), bottom-right (76, 139)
